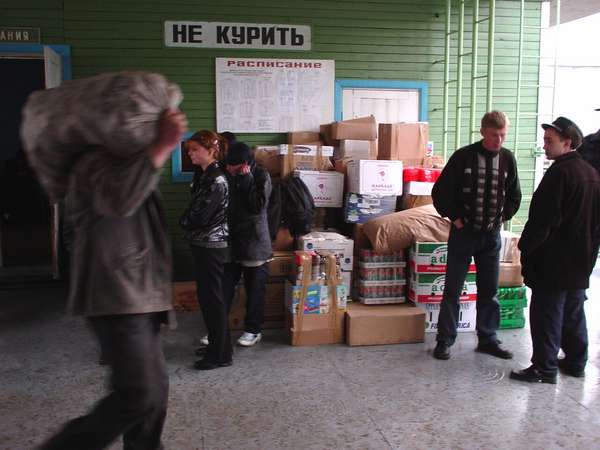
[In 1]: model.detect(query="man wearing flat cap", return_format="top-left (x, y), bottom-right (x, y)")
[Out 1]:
top-left (511, 116), bottom-right (600, 384)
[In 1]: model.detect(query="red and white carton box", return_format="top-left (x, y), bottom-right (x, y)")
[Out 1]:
top-left (409, 242), bottom-right (476, 274)
top-left (347, 160), bottom-right (403, 196)
top-left (408, 272), bottom-right (477, 303)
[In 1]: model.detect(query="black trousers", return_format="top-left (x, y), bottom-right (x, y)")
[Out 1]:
top-left (39, 313), bottom-right (169, 450)
top-left (191, 245), bottom-right (232, 364)
top-left (223, 262), bottom-right (270, 334)
top-left (530, 288), bottom-right (588, 375)
top-left (437, 226), bottom-right (501, 346)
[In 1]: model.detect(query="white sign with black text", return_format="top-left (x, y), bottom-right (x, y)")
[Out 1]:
top-left (216, 57), bottom-right (334, 133)
top-left (164, 21), bottom-right (311, 50)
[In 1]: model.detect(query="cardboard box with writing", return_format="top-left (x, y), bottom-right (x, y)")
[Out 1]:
top-left (344, 193), bottom-right (397, 224)
top-left (269, 251), bottom-right (294, 278)
top-left (288, 131), bottom-right (321, 145)
top-left (332, 116), bottom-right (378, 140)
top-left (280, 144), bottom-right (334, 176)
top-left (416, 300), bottom-right (476, 333)
top-left (347, 160), bottom-right (404, 196)
top-left (378, 122), bottom-right (428, 165)
top-left (297, 231), bottom-right (354, 270)
top-left (293, 170), bottom-right (344, 208)
top-left (346, 303), bottom-right (425, 346)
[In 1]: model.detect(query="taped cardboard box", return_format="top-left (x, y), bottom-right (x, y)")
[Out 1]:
top-left (269, 251), bottom-right (294, 277)
top-left (332, 116), bottom-right (378, 140)
top-left (346, 303), bottom-right (425, 346)
top-left (288, 131), bottom-right (321, 145)
top-left (378, 122), bottom-right (428, 163)
top-left (320, 123), bottom-right (339, 147)
top-left (499, 262), bottom-right (524, 287)
top-left (280, 144), bottom-right (334, 176)
top-left (337, 140), bottom-right (378, 160)
top-left (286, 251), bottom-right (346, 345)
top-left (347, 160), bottom-right (404, 196)
top-left (401, 194), bottom-right (433, 210)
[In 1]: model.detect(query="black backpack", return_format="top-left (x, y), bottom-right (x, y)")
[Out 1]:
top-left (267, 175), bottom-right (315, 239)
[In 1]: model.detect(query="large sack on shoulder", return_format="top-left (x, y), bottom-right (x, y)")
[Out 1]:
top-left (363, 204), bottom-right (451, 252)
top-left (20, 71), bottom-right (183, 200)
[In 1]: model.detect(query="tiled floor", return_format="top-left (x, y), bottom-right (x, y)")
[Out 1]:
top-left (1, 271), bottom-right (599, 450)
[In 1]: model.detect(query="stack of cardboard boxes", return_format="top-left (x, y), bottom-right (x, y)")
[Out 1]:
top-left (408, 242), bottom-right (478, 332)
top-left (498, 231), bottom-right (527, 329)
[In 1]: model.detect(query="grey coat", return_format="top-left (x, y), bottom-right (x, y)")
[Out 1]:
top-left (65, 151), bottom-right (173, 317)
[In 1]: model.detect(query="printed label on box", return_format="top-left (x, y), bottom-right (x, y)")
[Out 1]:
top-left (416, 300), bottom-right (476, 332)
top-left (408, 272), bottom-right (477, 303)
top-left (410, 242), bottom-right (476, 273)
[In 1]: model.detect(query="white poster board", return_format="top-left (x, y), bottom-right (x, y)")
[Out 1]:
top-left (216, 57), bottom-right (334, 133)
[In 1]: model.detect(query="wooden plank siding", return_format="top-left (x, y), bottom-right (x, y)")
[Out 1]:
top-left (1, 0), bottom-right (542, 278)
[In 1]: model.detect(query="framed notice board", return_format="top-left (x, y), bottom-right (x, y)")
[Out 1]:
top-left (215, 57), bottom-right (334, 133)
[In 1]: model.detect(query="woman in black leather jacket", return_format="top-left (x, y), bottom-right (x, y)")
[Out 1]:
top-left (180, 130), bottom-right (232, 370)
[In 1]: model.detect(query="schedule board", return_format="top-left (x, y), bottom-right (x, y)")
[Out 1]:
top-left (216, 57), bottom-right (334, 133)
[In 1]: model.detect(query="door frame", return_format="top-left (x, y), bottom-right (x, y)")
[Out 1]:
top-left (334, 79), bottom-right (428, 122)
top-left (0, 43), bottom-right (71, 280)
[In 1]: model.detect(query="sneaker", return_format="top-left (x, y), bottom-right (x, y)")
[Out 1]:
top-left (476, 341), bottom-right (513, 359)
top-left (199, 335), bottom-right (209, 346)
top-left (433, 341), bottom-right (451, 360)
top-left (510, 365), bottom-right (557, 384)
top-left (237, 332), bottom-right (262, 347)
top-left (558, 358), bottom-right (585, 378)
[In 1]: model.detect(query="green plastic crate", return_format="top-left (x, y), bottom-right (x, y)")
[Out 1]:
top-left (498, 286), bottom-right (527, 301)
top-left (499, 297), bottom-right (528, 308)
top-left (500, 316), bottom-right (526, 329)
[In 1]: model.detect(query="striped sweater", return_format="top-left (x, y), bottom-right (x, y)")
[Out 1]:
top-left (432, 141), bottom-right (521, 231)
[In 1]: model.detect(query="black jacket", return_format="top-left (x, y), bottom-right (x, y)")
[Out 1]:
top-left (519, 152), bottom-right (600, 289)
top-left (227, 162), bottom-right (272, 261)
top-left (432, 141), bottom-right (521, 230)
top-left (577, 130), bottom-right (600, 175)
top-left (180, 161), bottom-right (229, 247)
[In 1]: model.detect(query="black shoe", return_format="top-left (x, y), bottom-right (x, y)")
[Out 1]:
top-left (476, 341), bottom-right (513, 359)
top-left (433, 341), bottom-right (451, 360)
top-left (193, 358), bottom-right (233, 371)
top-left (510, 366), bottom-right (557, 384)
top-left (558, 358), bottom-right (585, 378)
top-left (194, 347), bottom-right (208, 357)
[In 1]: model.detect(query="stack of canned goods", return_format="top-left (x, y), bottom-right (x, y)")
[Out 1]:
top-left (358, 284), bottom-right (405, 299)
top-left (359, 249), bottom-right (404, 263)
top-left (359, 266), bottom-right (405, 281)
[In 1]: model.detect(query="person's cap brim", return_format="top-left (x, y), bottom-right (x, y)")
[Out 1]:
top-left (541, 123), bottom-right (561, 133)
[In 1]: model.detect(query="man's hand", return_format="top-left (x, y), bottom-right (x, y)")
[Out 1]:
top-left (453, 218), bottom-right (464, 229)
top-left (148, 109), bottom-right (188, 169)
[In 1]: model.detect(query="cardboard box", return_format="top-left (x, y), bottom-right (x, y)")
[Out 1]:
top-left (422, 154), bottom-right (445, 168)
top-left (320, 123), bottom-right (339, 147)
top-left (401, 194), bottom-right (433, 210)
top-left (297, 231), bottom-right (354, 270)
top-left (410, 242), bottom-right (476, 273)
top-left (404, 181), bottom-right (434, 196)
top-left (347, 160), bottom-right (403, 195)
top-left (269, 251), bottom-right (294, 278)
top-left (378, 122), bottom-right (428, 164)
top-left (293, 170), bottom-right (344, 208)
top-left (416, 300), bottom-right (476, 333)
top-left (285, 251), bottom-right (347, 345)
top-left (341, 270), bottom-right (352, 299)
top-left (230, 281), bottom-right (286, 330)
top-left (280, 144), bottom-right (334, 176)
top-left (344, 193), bottom-right (397, 224)
top-left (500, 230), bottom-right (521, 263)
top-left (337, 139), bottom-right (378, 160)
top-left (346, 303), bottom-right (425, 346)
top-left (272, 227), bottom-right (294, 251)
top-left (254, 146), bottom-right (282, 177)
top-left (288, 131), bottom-right (321, 145)
top-left (499, 262), bottom-right (524, 287)
top-left (408, 272), bottom-right (477, 303)
top-left (332, 116), bottom-right (378, 140)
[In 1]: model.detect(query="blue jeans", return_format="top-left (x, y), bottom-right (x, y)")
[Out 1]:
top-left (436, 226), bottom-right (501, 346)
top-left (530, 288), bottom-right (588, 375)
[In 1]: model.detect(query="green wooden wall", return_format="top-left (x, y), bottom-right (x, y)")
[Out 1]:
top-left (1, 0), bottom-right (542, 278)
